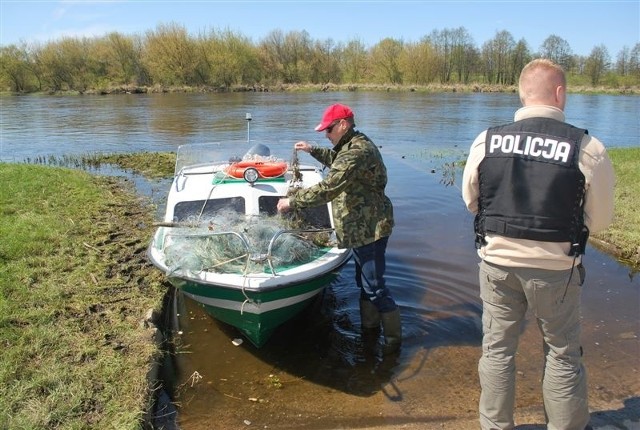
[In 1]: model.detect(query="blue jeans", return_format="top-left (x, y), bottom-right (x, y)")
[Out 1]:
top-left (352, 236), bottom-right (397, 313)
top-left (477, 260), bottom-right (589, 430)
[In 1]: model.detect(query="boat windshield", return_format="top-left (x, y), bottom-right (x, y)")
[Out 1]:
top-left (174, 141), bottom-right (322, 175)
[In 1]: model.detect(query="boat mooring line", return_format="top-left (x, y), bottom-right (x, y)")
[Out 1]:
top-left (196, 184), bottom-right (218, 221)
top-left (240, 268), bottom-right (256, 314)
top-left (241, 299), bottom-right (249, 315)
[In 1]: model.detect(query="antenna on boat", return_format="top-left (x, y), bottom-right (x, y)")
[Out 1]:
top-left (245, 112), bottom-right (252, 142)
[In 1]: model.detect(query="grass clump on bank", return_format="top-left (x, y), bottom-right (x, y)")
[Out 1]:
top-left (0, 163), bottom-right (167, 429)
top-left (23, 151), bottom-right (177, 180)
top-left (95, 152), bottom-right (176, 179)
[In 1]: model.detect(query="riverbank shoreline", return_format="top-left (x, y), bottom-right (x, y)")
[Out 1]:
top-left (2, 82), bottom-right (638, 97)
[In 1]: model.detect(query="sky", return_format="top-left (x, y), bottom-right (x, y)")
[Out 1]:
top-left (0, 1), bottom-right (638, 57)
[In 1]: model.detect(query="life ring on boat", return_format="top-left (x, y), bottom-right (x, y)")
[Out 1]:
top-left (225, 160), bottom-right (288, 179)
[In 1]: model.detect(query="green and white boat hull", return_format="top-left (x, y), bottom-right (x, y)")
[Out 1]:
top-left (168, 265), bottom-right (345, 347)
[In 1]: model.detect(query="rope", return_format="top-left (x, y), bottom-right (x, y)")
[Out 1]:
top-left (239, 252), bottom-right (256, 315)
top-left (204, 253), bottom-right (248, 270)
top-left (196, 184), bottom-right (218, 222)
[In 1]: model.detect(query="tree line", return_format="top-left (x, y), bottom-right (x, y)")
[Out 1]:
top-left (1, 23), bottom-right (638, 94)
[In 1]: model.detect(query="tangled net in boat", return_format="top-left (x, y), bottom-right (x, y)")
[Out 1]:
top-left (163, 209), bottom-right (328, 275)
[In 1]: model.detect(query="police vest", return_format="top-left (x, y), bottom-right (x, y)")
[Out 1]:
top-left (475, 117), bottom-right (588, 255)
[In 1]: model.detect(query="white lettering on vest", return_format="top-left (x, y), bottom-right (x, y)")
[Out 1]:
top-left (489, 135), bottom-right (502, 153)
top-left (488, 134), bottom-right (572, 163)
top-left (529, 136), bottom-right (542, 157)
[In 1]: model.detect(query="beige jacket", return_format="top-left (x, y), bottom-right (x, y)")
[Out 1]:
top-left (462, 105), bottom-right (616, 270)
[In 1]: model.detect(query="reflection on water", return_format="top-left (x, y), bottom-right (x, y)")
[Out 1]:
top-left (1, 93), bottom-right (638, 428)
top-left (2, 92), bottom-right (638, 163)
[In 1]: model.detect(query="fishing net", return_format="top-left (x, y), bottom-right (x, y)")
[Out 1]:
top-left (162, 146), bottom-right (334, 276)
top-left (163, 209), bottom-right (331, 275)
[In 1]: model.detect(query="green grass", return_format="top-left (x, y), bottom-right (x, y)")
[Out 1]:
top-left (590, 147), bottom-right (640, 267)
top-left (0, 163), bottom-right (167, 429)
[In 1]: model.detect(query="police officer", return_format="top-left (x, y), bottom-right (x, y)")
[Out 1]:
top-left (277, 103), bottom-right (401, 354)
top-left (462, 59), bottom-right (615, 429)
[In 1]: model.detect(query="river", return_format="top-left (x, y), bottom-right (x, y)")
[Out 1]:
top-left (1, 91), bottom-right (638, 429)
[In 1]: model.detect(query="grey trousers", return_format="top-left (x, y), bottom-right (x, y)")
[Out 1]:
top-left (477, 260), bottom-right (590, 430)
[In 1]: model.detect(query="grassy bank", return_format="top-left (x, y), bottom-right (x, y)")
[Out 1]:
top-left (590, 147), bottom-right (640, 267)
top-left (0, 145), bottom-right (636, 428)
top-left (0, 164), bottom-right (167, 429)
top-left (3, 81), bottom-right (638, 97)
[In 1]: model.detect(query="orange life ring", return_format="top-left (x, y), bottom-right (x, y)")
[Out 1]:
top-left (225, 160), bottom-right (288, 179)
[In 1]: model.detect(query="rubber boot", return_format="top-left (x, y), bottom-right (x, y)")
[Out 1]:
top-left (359, 299), bottom-right (381, 356)
top-left (381, 308), bottom-right (402, 355)
top-left (359, 299), bottom-right (381, 329)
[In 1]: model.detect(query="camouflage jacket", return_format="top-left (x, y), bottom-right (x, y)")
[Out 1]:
top-left (289, 129), bottom-right (394, 248)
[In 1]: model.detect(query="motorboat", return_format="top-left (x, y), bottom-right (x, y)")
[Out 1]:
top-left (147, 139), bottom-right (350, 347)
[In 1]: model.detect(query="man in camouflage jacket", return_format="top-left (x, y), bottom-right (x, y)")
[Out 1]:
top-left (277, 103), bottom-right (401, 353)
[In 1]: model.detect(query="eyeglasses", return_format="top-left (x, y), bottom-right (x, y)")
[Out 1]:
top-left (326, 120), bottom-right (341, 133)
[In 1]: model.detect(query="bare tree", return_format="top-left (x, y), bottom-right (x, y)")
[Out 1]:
top-left (257, 30), bottom-right (285, 83)
top-left (450, 27), bottom-right (476, 83)
top-left (539, 35), bottom-right (574, 71)
top-left (427, 29), bottom-right (452, 83)
top-left (630, 43), bottom-right (640, 78)
top-left (481, 30), bottom-right (516, 84)
top-left (309, 38), bottom-right (342, 84)
top-left (616, 46), bottom-right (630, 75)
top-left (258, 30), bottom-right (313, 84)
top-left (510, 39), bottom-right (532, 84)
top-left (585, 44), bottom-right (611, 85)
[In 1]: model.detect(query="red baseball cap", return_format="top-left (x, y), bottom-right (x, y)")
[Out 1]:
top-left (314, 103), bottom-right (354, 131)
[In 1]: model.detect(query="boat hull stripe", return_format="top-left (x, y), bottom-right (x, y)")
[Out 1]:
top-left (182, 287), bottom-right (323, 314)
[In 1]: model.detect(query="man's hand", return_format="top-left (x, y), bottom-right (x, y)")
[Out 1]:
top-left (277, 198), bottom-right (291, 213)
top-left (294, 141), bottom-right (312, 153)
